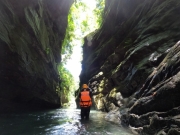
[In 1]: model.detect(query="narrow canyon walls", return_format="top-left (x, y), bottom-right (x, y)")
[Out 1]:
top-left (0, 0), bottom-right (73, 111)
top-left (79, 0), bottom-right (180, 134)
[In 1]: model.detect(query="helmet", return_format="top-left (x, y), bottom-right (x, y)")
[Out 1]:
top-left (82, 84), bottom-right (88, 89)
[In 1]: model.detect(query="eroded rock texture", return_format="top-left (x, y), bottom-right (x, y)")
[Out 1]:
top-left (0, 0), bottom-right (73, 112)
top-left (79, 0), bottom-right (180, 134)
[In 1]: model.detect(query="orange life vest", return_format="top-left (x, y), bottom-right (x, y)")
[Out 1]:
top-left (80, 91), bottom-right (92, 107)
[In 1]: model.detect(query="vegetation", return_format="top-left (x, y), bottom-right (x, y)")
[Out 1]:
top-left (57, 63), bottom-right (76, 104)
top-left (59, 0), bottom-right (105, 104)
top-left (62, 0), bottom-right (105, 63)
top-left (93, 0), bottom-right (105, 27)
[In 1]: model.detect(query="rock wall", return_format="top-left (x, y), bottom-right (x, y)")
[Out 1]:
top-left (80, 0), bottom-right (180, 134)
top-left (0, 0), bottom-right (73, 112)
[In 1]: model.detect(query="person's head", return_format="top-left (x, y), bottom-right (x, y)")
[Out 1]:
top-left (82, 84), bottom-right (88, 91)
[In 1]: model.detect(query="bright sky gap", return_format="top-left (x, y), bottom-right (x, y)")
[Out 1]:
top-left (64, 0), bottom-right (102, 86)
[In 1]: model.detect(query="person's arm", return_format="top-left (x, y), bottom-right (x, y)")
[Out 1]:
top-left (79, 91), bottom-right (81, 98)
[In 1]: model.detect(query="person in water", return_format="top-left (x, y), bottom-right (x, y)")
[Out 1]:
top-left (79, 84), bottom-right (92, 119)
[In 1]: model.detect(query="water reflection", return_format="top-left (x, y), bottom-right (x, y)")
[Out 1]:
top-left (0, 109), bottom-right (134, 135)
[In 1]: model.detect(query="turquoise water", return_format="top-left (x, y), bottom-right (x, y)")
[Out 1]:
top-left (0, 109), bottom-right (134, 135)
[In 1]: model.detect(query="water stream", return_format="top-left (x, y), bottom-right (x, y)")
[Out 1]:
top-left (0, 108), bottom-right (134, 135)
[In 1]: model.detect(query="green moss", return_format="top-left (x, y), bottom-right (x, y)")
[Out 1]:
top-left (109, 88), bottom-right (117, 98)
top-left (25, 3), bottom-right (49, 51)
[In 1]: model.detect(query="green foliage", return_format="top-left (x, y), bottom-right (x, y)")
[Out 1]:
top-left (58, 63), bottom-right (75, 102)
top-left (93, 0), bottom-right (105, 27)
top-left (59, 0), bottom-right (105, 102)
top-left (61, 8), bottom-right (75, 62)
top-left (62, 0), bottom-right (105, 63)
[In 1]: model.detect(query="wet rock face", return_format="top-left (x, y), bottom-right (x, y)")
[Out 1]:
top-left (80, 0), bottom-right (180, 134)
top-left (123, 42), bottom-right (180, 134)
top-left (0, 0), bottom-right (73, 112)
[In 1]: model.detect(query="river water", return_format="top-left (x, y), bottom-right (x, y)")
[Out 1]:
top-left (0, 108), bottom-right (134, 135)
